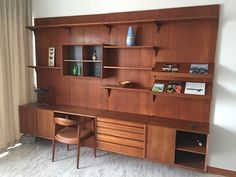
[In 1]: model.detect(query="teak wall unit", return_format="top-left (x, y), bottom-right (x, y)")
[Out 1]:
top-left (20, 5), bottom-right (219, 172)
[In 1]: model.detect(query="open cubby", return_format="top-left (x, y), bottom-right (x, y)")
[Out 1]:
top-left (62, 44), bottom-right (103, 77)
top-left (176, 131), bottom-right (207, 154)
top-left (175, 150), bottom-right (206, 171)
top-left (174, 130), bottom-right (208, 171)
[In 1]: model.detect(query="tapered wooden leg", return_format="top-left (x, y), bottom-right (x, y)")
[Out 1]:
top-left (67, 144), bottom-right (69, 151)
top-left (77, 143), bottom-right (80, 169)
top-left (93, 119), bottom-right (96, 157)
top-left (52, 139), bottom-right (55, 162)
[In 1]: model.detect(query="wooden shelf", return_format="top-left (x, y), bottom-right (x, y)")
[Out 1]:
top-left (64, 59), bottom-right (101, 63)
top-left (152, 72), bottom-right (213, 82)
top-left (27, 66), bottom-right (62, 70)
top-left (102, 85), bottom-right (150, 97)
top-left (26, 16), bottom-right (218, 31)
top-left (104, 45), bottom-right (156, 49)
top-left (175, 160), bottom-right (205, 172)
top-left (176, 145), bottom-right (206, 155)
top-left (152, 92), bottom-right (211, 101)
top-left (82, 60), bottom-right (102, 63)
top-left (104, 66), bottom-right (152, 71)
top-left (64, 60), bottom-right (82, 62)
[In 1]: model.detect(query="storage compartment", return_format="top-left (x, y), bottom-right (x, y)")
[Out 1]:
top-left (175, 150), bottom-right (205, 171)
top-left (174, 130), bottom-right (208, 171)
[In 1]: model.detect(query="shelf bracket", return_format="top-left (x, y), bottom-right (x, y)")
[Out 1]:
top-left (105, 88), bottom-right (111, 97)
top-left (155, 22), bottom-right (161, 33)
top-left (65, 27), bottom-right (71, 34)
top-left (154, 47), bottom-right (159, 57)
top-left (104, 24), bottom-right (112, 35)
top-left (152, 95), bottom-right (157, 102)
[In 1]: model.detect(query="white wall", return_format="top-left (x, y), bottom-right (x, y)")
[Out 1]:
top-left (32, 0), bottom-right (236, 171)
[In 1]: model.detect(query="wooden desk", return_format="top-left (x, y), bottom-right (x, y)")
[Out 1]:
top-left (19, 103), bottom-right (209, 172)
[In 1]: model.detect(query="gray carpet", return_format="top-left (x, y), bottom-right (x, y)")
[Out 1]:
top-left (0, 139), bottom-right (224, 177)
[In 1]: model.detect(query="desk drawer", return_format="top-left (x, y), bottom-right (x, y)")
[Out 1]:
top-left (97, 121), bottom-right (144, 134)
top-left (97, 127), bottom-right (144, 141)
top-left (97, 134), bottom-right (144, 148)
top-left (97, 141), bottom-right (144, 158)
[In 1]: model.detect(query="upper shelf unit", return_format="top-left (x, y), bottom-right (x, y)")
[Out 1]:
top-left (26, 15), bottom-right (218, 31)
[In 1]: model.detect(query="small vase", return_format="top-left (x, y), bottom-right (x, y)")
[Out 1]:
top-left (126, 26), bottom-right (135, 46)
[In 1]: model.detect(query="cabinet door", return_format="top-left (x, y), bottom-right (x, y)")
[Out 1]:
top-left (37, 109), bottom-right (54, 139)
top-left (147, 125), bottom-right (176, 164)
top-left (19, 105), bottom-right (37, 135)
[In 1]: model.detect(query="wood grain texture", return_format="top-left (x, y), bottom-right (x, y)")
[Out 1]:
top-left (147, 125), bottom-right (176, 164)
top-left (97, 141), bottom-right (144, 158)
top-left (36, 108), bottom-right (54, 139)
top-left (31, 5), bottom-right (219, 123)
top-left (19, 105), bottom-right (37, 136)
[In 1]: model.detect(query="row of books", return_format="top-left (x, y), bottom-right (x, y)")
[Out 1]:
top-left (162, 64), bottom-right (208, 74)
top-left (152, 82), bottom-right (206, 95)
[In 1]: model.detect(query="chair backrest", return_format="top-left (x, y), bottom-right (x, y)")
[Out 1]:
top-left (54, 117), bottom-right (77, 126)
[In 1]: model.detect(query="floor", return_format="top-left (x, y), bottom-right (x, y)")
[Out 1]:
top-left (0, 139), bottom-right (224, 177)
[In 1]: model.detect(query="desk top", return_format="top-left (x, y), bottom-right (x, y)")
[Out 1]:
top-left (21, 103), bottom-right (105, 118)
top-left (21, 103), bottom-right (209, 133)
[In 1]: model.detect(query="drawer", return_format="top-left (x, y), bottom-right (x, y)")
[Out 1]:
top-left (97, 141), bottom-right (144, 158)
top-left (97, 121), bottom-right (144, 134)
top-left (97, 117), bottom-right (144, 128)
top-left (97, 127), bottom-right (144, 141)
top-left (97, 134), bottom-right (144, 148)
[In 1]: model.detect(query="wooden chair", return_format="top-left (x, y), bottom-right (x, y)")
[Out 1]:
top-left (52, 116), bottom-right (96, 169)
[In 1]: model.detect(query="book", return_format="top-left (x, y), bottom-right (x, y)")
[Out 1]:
top-left (184, 82), bottom-right (206, 95)
top-left (162, 64), bottom-right (179, 72)
top-left (166, 82), bottom-right (182, 93)
top-left (152, 83), bottom-right (165, 92)
top-left (189, 64), bottom-right (208, 74)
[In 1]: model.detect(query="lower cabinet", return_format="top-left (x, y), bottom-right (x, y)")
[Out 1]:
top-left (19, 105), bottom-right (54, 139)
top-left (19, 105), bottom-right (37, 136)
top-left (37, 108), bottom-right (54, 139)
top-left (147, 124), bottom-right (176, 164)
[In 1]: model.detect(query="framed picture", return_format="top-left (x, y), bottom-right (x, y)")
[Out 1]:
top-left (48, 47), bottom-right (55, 67)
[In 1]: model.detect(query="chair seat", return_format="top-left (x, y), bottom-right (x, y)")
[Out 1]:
top-left (56, 127), bottom-right (91, 144)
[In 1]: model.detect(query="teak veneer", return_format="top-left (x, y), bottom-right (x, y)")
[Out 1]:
top-left (20, 4), bottom-right (219, 173)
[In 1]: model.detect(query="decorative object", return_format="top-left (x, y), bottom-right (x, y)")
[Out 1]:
top-left (34, 88), bottom-right (50, 105)
top-left (48, 47), bottom-right (55, 66)
top-left (71, 64), bottom-right (81, 76)
top-left (189, 64), bottom-right (208, 74)
top-left (184, 82), bottom-right (206, 95)
top-left (92, 50), bottom-right (97, 61)
top-left (119, 81), bottom-right (133, 88)
top-left (152, 83), bottom-right (165, 92)
top-left (126, 26), bottom-right (135, 46)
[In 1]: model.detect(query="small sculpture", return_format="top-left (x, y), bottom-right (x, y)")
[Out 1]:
top-left (34, 88), bottom-right (50, 105)
top-left (92, 50), bottom-right (97, 61)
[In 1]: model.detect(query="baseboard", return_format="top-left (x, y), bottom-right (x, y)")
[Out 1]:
top-left (208, 166), bottom-right (236, 177)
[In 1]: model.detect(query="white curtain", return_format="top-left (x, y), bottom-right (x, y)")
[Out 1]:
top-left (0, 0), bottom-right (34, 152)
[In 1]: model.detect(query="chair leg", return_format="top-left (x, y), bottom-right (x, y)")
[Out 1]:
top-left (77, 142), bottom-right (80, 169)
top-left (67, 144), bottom-right (69, 151)
top-left (52, 139), bottom-right (55, 162)
top-left (93, 119), bottom-right (96, 158)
